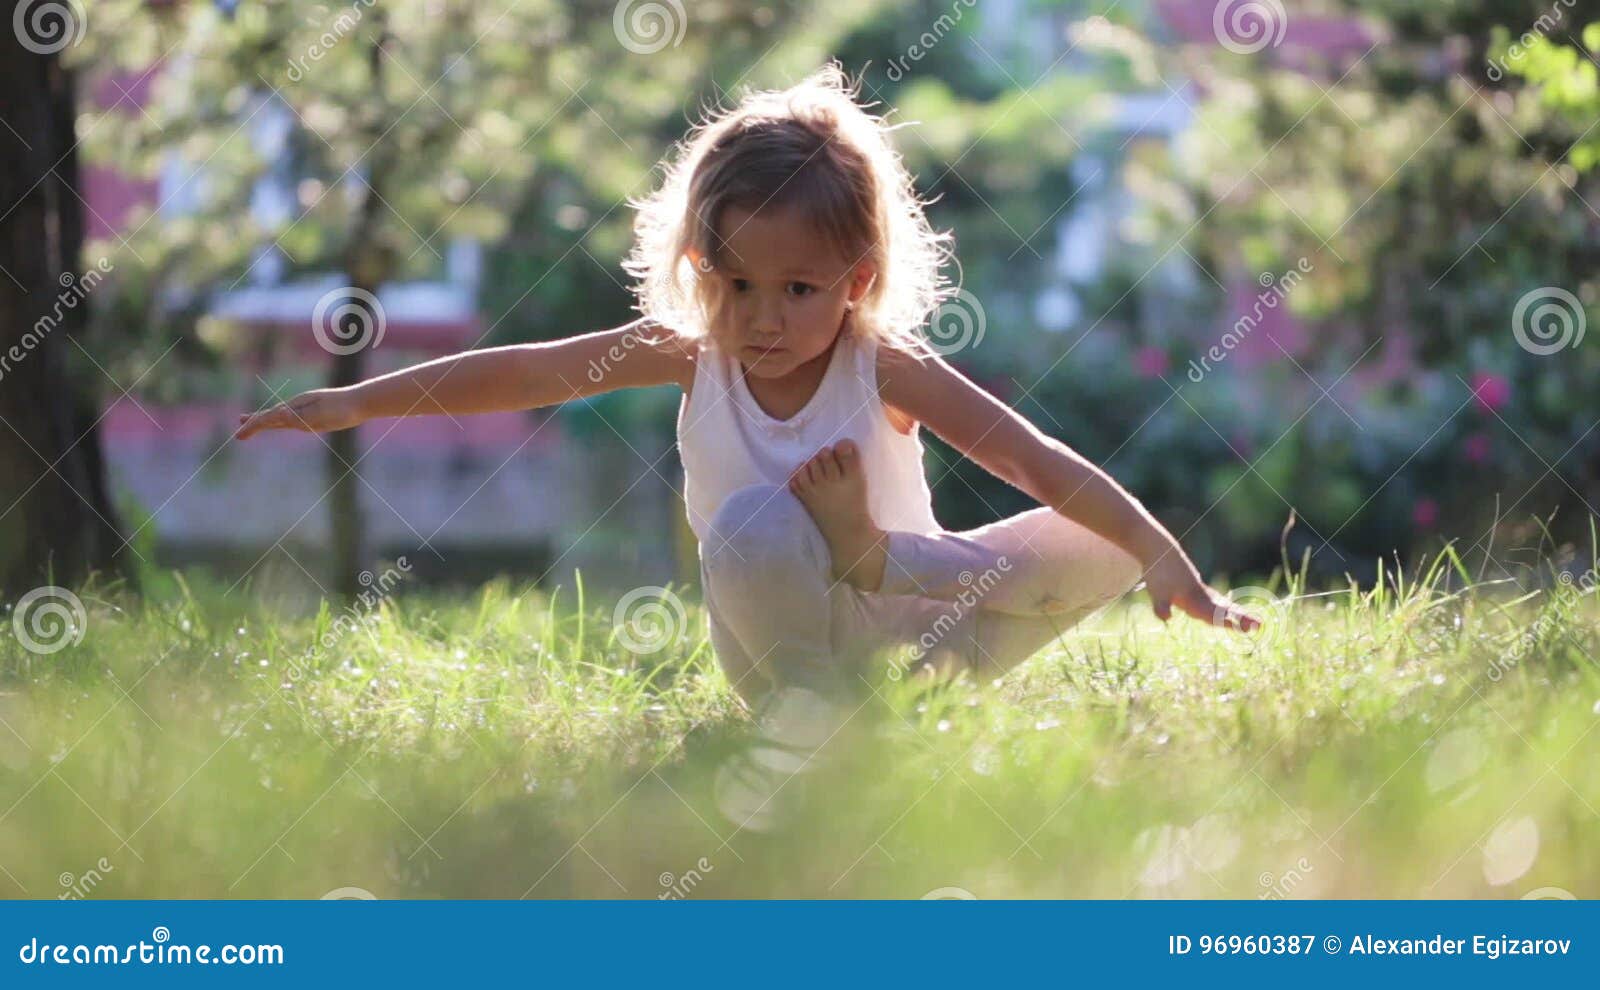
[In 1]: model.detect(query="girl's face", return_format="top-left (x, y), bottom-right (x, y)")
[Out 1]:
top-left (699, 204), bottom-right (874, 380)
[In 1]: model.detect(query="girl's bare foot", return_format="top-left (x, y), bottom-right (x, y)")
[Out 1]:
top-left (787, 440), bottom-right (888, 592)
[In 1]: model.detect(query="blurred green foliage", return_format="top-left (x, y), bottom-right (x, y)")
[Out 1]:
top-left (69, 1), bottom-right (1600, 584)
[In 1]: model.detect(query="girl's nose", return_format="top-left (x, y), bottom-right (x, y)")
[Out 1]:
top-left (752, 300), bottom-right (783, 338)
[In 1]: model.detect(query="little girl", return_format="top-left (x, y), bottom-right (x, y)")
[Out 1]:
top-left (235, 64), bottom-right (1257, 705)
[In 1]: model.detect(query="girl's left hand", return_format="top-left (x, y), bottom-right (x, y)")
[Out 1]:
top-left (1142, 551), bottom-right (1261, 632)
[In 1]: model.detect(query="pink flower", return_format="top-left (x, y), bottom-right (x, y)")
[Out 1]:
top-left (1134, 345), bottom-right (1170, 379)
top-left (1412, 498), bottom-right (1440, 528)
top-left (1469, 371), bottom-right (1510, 414)
top-left (1462, 432), bottom-right (1491, 465)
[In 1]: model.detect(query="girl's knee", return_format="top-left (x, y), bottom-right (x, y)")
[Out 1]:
top-left (704, 483), bottom-right (822, 572)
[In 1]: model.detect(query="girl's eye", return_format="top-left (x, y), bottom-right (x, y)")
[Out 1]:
top-left (731, 278), bottom-right (749, 292)
top-left (787, 282), bottom-right (814, 297)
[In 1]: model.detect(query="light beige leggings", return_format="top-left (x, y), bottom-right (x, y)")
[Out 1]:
top-left (699, 483), bottom-right (1143, 703)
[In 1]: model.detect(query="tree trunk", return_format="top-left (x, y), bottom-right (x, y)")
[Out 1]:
top-left (322, 15), bottom-right (395, 602)
top-left (0, 30), bottom-right (134, 600)
top-left (326, 329), bottom-right (368, 601)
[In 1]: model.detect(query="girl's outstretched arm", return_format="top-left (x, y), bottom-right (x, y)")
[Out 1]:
top-left (877, 343), bottom-right (1259, 632)
top-left (233, 318), bottom-right (693, 440)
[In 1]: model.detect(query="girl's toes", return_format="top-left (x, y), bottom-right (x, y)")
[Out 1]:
top-left (793, 451), bottom-right (819, 483)
top-left (834, 439), bottom-right (859, 474)
top-left (800, 455), bottom-right (820, 484)
top-left (820, 448), bottom-right (845, 482)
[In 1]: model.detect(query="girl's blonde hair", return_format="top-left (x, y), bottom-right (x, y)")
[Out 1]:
top-left (622, 62), bottom-right (955, 357)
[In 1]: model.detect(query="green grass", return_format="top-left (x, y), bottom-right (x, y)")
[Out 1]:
top-left (1, 550), bottom-right (1596, 900)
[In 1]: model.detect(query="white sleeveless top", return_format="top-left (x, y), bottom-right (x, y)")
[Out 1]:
top-left (676, 329), bottom-right (941, 545)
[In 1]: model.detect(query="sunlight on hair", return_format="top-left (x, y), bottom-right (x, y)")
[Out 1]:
top-left (622, 61), bottom-right (957, 357)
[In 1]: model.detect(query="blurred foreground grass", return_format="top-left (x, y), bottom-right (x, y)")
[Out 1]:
top-left (1, 553), bottom-right (1596, 899)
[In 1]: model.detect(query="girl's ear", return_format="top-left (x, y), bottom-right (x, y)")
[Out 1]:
top-left (686, 246), bottom-right (711, 274)
top-left (848, 264), bottom-right (877, 302)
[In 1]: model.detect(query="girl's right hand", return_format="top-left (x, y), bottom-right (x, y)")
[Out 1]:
top-left (234, 388), bottom-right (365, 440)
